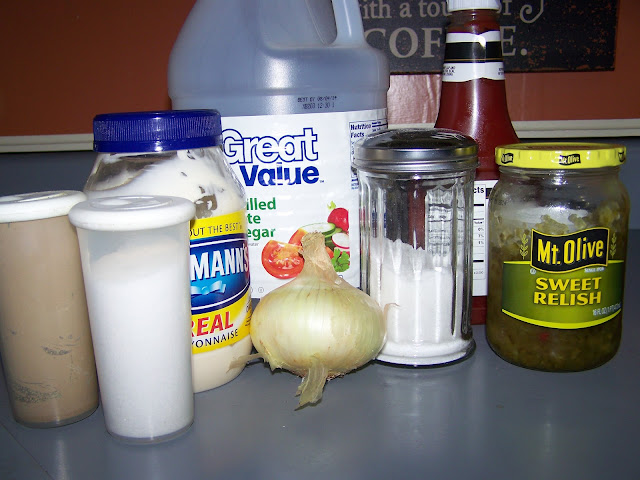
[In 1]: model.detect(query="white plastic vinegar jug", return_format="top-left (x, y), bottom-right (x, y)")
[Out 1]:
top-left (169, 0), bottom-right (389, 296)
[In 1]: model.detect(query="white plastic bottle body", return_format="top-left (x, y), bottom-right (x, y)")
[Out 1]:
top-left (169, 0), bottom-right (389, 297)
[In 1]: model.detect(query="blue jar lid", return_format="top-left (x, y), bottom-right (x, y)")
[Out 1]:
top-left (93, 110), bottom-right (222, 153)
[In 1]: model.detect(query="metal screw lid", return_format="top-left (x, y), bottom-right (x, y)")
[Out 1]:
top-left (353, 128), bottom-right (478, 174)
top-left (496, 142), bottom-right (627, 170)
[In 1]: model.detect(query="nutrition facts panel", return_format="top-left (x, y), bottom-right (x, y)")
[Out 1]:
top-left (473, 180), bottom-right (496, 296)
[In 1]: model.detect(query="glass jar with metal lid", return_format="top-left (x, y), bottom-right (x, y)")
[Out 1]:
top-left (487, 142), bottom-right (629, 371)
top-left (354, 128), bottom-right (478, 366)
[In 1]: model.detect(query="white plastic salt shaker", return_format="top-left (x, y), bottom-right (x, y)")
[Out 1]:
top-left (69, 195), bottom-right (195, 444)
top-left (354, 128), bottom-right (478, 366)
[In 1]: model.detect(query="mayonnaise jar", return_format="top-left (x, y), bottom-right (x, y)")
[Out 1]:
top-left (84, 110), bottom-right (252, 392)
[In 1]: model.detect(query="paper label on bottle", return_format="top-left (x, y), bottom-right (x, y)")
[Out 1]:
top-left (473, 179), bottom-right (496, 296)
top-left (189, 211), bottom-right (252, 353)
top-left (500, 228), bottom-right (624, 329)
top-left (442, 31), bottom-right (505, 82)
top-left (222, 109), bottom-right (388, 297)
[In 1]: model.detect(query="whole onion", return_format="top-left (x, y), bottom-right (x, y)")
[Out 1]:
top-left (249, 232), bottom-right (386, 407)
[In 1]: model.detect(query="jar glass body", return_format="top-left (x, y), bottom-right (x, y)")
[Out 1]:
top-left (85, 147), bottom-right (246, 217)
top-left (359, 168), bottom-right (475, 366)
top-left (84, 146), bottom-right (253, 392)
top-left (487, 166), bottom-right (630, 371)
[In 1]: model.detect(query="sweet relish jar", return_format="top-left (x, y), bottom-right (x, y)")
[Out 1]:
top-left (487, 143), bottom-right (629, 371)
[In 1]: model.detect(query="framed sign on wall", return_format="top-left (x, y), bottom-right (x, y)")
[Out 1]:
top-left (360, 0), bottom-right (618, 73)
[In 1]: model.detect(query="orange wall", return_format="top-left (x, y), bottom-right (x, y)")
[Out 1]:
top-left (0, 1), bottom-right (193, 136)
top-left (1, 0), bottom-right (638, 136)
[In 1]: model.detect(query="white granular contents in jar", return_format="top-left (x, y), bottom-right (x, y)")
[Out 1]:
top-left (370, 238), bottom-right (470, 365)
top-left (90, 149), bottom-right (244, 213)
top-left (84, 237), bottom-right (193, 440)
top-left (87, 148), bottom-right (252, 393)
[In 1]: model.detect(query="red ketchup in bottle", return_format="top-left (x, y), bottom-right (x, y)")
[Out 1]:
top-left (435, 0), bottom-right (519, 325)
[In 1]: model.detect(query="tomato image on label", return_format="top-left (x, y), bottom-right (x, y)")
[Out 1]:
top-left (261, 240), bottom-right (304, 279)
top-left (327, 203), bottom-right (349, 233)
top-left (326, 202), bottom-right (351, 272)
top-left (262, 203), bottom-right (353, 279)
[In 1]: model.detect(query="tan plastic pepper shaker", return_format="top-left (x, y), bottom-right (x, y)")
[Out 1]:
top-left (0, 191), bottom-right (98, 427)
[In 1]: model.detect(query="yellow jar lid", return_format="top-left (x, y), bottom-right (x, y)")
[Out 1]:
top-left (495, 142), bottom-right (626, 169)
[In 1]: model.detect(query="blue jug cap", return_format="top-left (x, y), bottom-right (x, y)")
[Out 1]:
top-left (93, 110), bottom-right (222, 153)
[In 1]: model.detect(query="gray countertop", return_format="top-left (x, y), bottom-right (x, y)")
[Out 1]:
top-left (2, 231), bottom-right (639, 480)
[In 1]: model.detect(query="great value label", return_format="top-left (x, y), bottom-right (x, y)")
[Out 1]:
top-left (222, 109), bottom-right (387, 297)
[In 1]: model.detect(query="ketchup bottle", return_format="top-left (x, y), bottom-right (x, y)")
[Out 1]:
top-left (435, 0), bottom-right (519, 325)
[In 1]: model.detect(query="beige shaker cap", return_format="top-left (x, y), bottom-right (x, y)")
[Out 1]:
top-left (0, 190), bottom-right (86, 223)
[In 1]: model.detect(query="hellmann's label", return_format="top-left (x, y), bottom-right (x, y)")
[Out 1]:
top-left (189, 211), bottom-right (251, 353)
top-left (501, 228), bottom-right (624, 329)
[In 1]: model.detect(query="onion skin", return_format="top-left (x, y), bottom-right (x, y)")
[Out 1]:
top-left (250, 232), bottom-right (386, 407)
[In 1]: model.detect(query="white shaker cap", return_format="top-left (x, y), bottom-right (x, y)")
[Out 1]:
top-left (0, 190), bottom-right (87, 223)
top-left (69, 195), bottom-right (196, 231)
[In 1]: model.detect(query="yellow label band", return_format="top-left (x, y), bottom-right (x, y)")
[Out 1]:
top-left (501, 260), bottom-right (624, 329)
top-left (191, 290), bottom-right (251, 353)
top-left (190, 210), bottom-right (248, 239)
top-left (189, 211), bottom-right (252, 353)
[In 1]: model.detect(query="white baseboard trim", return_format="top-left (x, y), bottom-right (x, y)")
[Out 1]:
top-left (1, 119), bottom-right (639, 153)
top-left (0, 134), bottom-right (93, 153)
top-left (512, 119), bottom-right (640, 138)
top-left (394, 118), bottom-right (640, 139)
